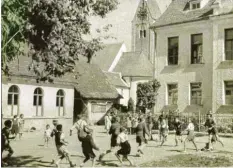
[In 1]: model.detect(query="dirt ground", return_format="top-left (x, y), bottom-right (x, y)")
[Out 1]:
top-left (2, 126), bottom-right (233, 167)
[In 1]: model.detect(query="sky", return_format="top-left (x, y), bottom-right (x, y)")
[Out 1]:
top-left (89, 0), bottom-right (141, 51)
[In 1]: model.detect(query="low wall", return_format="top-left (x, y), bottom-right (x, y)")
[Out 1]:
top-left (2, 117), bottom-right (73, 131)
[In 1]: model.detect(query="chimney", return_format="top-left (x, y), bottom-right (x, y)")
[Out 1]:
top-left (212, 0), bottom-right (221, 15)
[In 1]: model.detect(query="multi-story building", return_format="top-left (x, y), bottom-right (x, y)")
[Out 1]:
top-left (151, 0), bottom-right (233, 116)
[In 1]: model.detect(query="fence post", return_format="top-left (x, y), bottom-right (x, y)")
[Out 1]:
top-left (198, 110), bottom-right (201, 132)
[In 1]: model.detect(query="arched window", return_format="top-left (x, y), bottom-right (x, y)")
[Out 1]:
top-left (8, 85), bottom-right (19, 106)
top-left (33, 87), bottom-right (43, 106)
top-left (33, 88), bottom-right (43, 116)
top-left (56, 89), bottom-right (65, 116)
top-left (56, 90), bottom-right (64, 107)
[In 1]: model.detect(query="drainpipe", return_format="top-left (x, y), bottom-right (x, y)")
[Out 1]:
top-left (153, 29), bottom-right (157, 114)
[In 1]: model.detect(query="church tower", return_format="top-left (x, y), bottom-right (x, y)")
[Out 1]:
top-left (131, 0), bottom-right (172, 63)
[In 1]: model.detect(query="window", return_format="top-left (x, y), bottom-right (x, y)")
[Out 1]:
top-left (190, 83), bottom-right (202, 105)
top-left (139, 30), bottom-right (146, 38)
top-left (225, 81), bottom-right (233, 105)
top-left (167, 84), bottom-right (178, 105)
top-left (225, 28), bottom-right (233, 60)
top-left (91, 102), bottom-right (106, 113)
top-left (33, 88), bottom-right (43, 106)
top-left (191, 34), bottom-right (203, 64)
top-left (8, 85), bottom-right (19, 105)
top-left (192, 2), bottom-right (200, 9)
top-left (168, 37), bottom-right (179, 65)
top-left (56, 90), bottom-right (64, 107)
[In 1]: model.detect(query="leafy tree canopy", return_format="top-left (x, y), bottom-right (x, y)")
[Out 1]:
top-left (136, 79), bottom-right (160, 113)
top-left (2, 0), bottom-right (119, 81)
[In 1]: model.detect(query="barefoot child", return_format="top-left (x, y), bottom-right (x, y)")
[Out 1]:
top-left (115, 127), bottom-right (134, 166)
top-left (183, 118), bottom-right (198, 152)
top-left (80, 126), bottom-right (100, 167)
top-left (53, 124), bottom-right (75, 167)
top-left (44, 124), bottom-right (52, 147)
top-left (1, 120), bottom-right (16, 166)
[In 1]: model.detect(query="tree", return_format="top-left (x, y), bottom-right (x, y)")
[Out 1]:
top-left (2, 0), bottom-right (119, 81)
top-left (1, 0), bottom-right (28, 73)
top-left (128, 97), bottom-right (134, 112)
top-left (136, 79), bottom-right (160, 113)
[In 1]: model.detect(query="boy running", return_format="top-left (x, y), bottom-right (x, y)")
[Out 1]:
top-left (135, 116), bottom-right (150, 157)
top-left (80, 126), bottom-right (100, 167)
top-left (2, 120), bottom-right (16, 166)
top-left (115, 127), bottom-right (134, 167)
top-left (204, 113), bottom-right (224, 150)
top-left (53, 124), bottom-right (75, 167)
top-left (174, 117), bottom-right (183, 146)
top-left (99, 116), bottom-right (121, 161)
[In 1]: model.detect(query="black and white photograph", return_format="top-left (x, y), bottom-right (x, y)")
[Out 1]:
top-left (1, 0), bottom-right (233, 167)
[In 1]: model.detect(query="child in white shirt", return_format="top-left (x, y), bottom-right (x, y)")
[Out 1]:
top-left (183, 118), bottom-right (198, 152)
top-left (115, 127), bottom-right (134, 167)
top-left (44, 124), bottom-right (52, 147)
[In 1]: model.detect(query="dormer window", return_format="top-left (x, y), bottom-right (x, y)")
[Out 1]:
top-left (192, 2), bottom-right (200, 9)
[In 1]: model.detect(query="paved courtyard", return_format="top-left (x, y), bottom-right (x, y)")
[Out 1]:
top-left (3, 126), bottom-right (233, 167)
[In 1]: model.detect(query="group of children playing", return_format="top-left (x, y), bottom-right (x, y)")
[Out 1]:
top-left (2, 111), bottom-right (225, 167)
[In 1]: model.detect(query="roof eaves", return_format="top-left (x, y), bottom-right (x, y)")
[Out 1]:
top-left (150, 16), bottom-right (210, 29)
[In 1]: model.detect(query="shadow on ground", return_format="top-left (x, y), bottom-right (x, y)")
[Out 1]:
top-left (2, 155), bottom-right (53, 167)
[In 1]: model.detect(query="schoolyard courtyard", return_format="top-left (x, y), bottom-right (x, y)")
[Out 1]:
top-left (3, 126), bottom-right (233, 167)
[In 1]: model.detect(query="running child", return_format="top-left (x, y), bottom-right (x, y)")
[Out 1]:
top-left (174, 116), bottom-right (183, 146)
top-left (99, 116), bottom-right (121, 161)
top-left (44, 124), bottom-right (52, 147)
top-left (204, 113), bottom-right (224, 150)
top-left (80, 126), bottom-right (100, 167)
top-left (135, 116), bottom-right (150, 157)
top-left (115, 127), bottom-right (134, 167)
top-left (160, 118), bottom-right (169, 146)
top-left (2, 120), bottom-right (16, 166)
top-left (183, 118), bottom-right (198, 152)
top-left (53, 124), bottom-right (76, 167)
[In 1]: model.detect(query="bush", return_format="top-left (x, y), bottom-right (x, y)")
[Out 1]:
top-left (217, 125), bottom-right (232, 134)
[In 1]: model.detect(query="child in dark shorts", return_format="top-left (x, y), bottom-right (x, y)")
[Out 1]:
top-left (115, 127), bottom-right (134, 166)
top-left (53, 124), bottom-right (75, 167)
top-left (135, 117), bottom-right (150, 156)
top-left (174, 117), bottom-right (183, 146)
top-left (2, 120), bottom-right (16, 166)
top-left (80, 126), bottom-right (100, 167)
top-left (99, 117), bottom-right (120, 161)
top-left (204, 113), bottom-right (224, 150)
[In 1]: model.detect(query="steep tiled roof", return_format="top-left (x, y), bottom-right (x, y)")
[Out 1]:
top-left (151, 0), bottom-right (216, 28)
top-left (6, 56), bottom-right (38, 77)
top-left (90, 43), bottom-right (124, 71)
top-left (113, 51), bottom-right (153, 77)
top-left (6, 56), bottom-right (119, 99)
top-left (104, 71), bottom-right (129, 88)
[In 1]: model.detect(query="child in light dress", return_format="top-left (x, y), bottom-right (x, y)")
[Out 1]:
top-left (44, 124), bottom-right (52, 147)
top-left (183, 118), bottom-right (198, 152)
